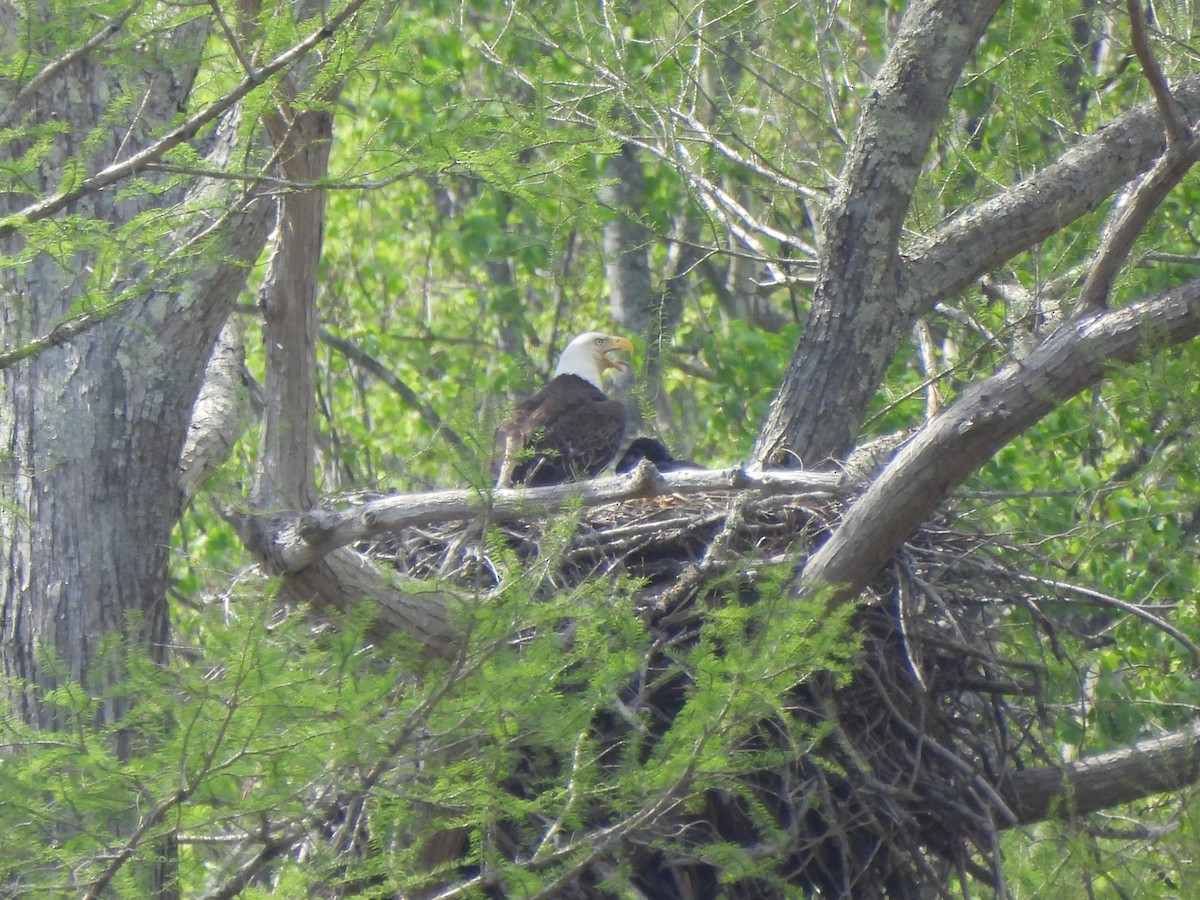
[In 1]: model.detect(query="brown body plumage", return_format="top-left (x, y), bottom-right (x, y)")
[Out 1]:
top-left (498, 332), bottom-right (633, 487)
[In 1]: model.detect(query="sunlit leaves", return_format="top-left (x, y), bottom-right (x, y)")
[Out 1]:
top-left (0, 590), bottom-right (408, 893)
top-left (6, 0), bottom-right (1200, 894)
top-left (33, 514), bottom-right (861, 896)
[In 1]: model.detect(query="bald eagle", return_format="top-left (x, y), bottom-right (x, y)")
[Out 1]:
top-left (498, 332), bottom-right (634, 487)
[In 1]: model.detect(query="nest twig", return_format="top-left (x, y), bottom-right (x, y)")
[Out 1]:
top-left (354, 489), bottom-right (1150, 897)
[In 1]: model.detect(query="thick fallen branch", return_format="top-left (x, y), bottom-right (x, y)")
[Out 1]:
top-left (283, 548), bottom-right (459, 656)
top-left (228, 464), bottom-right (840, 656)
top-left (1008, 720), bottom-right (1200, 825)
top-left (231, 464), bottom-right (843, 576)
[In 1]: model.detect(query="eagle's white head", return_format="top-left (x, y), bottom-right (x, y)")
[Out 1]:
top-left (554, 332), bottom-right (634, 389)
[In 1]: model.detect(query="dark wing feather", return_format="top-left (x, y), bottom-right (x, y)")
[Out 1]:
top-left (503, 375), bottom-right (626, 486)
top-left (614, 436), bottom-right (704, 473)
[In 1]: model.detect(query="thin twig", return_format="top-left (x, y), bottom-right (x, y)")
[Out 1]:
top-left (0, 0), bottom-right (373, 241)
top-left (1074, 3), bottom-right (1200, 311)
top-left (1127, 0), bottom-right (1189, 141)
top-left (1004, 571), bottom-right (1200, 669)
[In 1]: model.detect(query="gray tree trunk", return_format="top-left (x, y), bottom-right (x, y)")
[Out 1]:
top-left (0, 14), bottom-right (271, 731)
top-left (753, 0), bottom-right (1004, 467)
top-left (251, 108), bottom-right (332, 512)
top-left (603, 142), bottom-right (653, 338)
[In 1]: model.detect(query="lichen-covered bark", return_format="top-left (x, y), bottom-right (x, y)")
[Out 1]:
top-left (800, 276), bottom-right (1200, 605)
top-left (0, 13), bottom-right (273, 729)
top-left (753, 0), bottom-right (1003, 466)
top-left (180, 320), bottom-right (251, 500)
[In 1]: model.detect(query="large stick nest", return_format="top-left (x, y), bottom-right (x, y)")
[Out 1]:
top-left (362, 486), bottom-right (1086, 898)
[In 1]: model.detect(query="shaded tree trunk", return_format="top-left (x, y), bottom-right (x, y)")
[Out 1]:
top-left (0, 15), bottom-right (270, 730)
top-left (252, 108), bottom-right (332, 511)
top-left (603, 142), bottom-right (653, 336)
top-left (0, 19), bottom-right (271, 896)
top-left (603, 142), bottom-right (663, 433)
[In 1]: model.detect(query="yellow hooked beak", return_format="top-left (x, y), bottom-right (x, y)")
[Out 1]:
top-left (598, 335), bottom-right (635, 372)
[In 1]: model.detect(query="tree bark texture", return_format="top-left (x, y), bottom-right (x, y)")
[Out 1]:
top-left (251, 107), bottom-right (333, 511)
top-left (0, 16), bottom-right (271, 728)
top-left (1008, 721), bottom-right (1200, 825)
top-left (801, 276), bottom-right (1200, 605)
top-left (754, 0), bottom-right (1003, 467)
top-left (180, 319), bottom-right (251, 501)
top-left (757, 51), bottom-right (1200, 473)
top-left (906, 70), bottom-right (1200, 314)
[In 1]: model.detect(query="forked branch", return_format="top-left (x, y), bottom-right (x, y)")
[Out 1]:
top-left (1074, 1), bottom-right (1200, 312)
top-left (801, 275), bottom-right (1200, 604)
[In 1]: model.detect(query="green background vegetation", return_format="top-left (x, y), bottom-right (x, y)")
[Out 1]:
top-left (3, 0), bottom-right (1200, 895)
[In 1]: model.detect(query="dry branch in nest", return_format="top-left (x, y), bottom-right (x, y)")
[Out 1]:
top-left (343, 474), bottom-right (1150, 899)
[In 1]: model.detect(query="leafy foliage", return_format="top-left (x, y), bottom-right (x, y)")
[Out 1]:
top-left (5, 0), bottom-right (1200, 895)
top-left (0, 552), bottom-right (856, 896)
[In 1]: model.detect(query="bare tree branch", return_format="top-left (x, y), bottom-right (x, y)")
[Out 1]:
top-left (1074, 137), bottom-right (1200, 312)
top-left (989, 569), bottom-right (1200, 668)
top-left (250, 111), bottom-right (334, 511)
top-left (754, 0), bottom-right (1004, 466)
top-left (1008, 719), bottom-right (1200, 825)
top-left (905, 71), bottom-right (1200, 317)
top-left (231, 463), bottom-right (843, 575)
top-left (1073, 3), bottom-right (1200, 312)
top-left (1127, 0), bottom-right (1188, 142)
top-left (0, 0), bottom-right (372, 241)
top-left (801, 275), bottom-right (1200, 605)
top-left (180, 319), bottom-right (251, 500)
